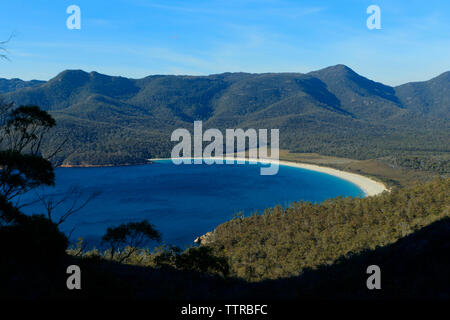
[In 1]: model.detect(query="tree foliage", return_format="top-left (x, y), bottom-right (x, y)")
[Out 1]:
top-left (3, 105), bottom-right (55, 154)
top-left (0, 100), bottom-right (68, 274)
top-left (0, 100), bottom-right (56, 222)
top-left (175, 246), bottom-right (229, 276)
top-left (101, 220), bottom-right (161, 263)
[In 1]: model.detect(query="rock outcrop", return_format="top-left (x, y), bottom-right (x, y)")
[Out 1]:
top-left (194, 231), bottom-right (214, 245)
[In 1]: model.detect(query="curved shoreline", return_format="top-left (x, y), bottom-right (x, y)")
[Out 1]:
top-left (277, 160), bottom-right (387, 197)
top-left (148, 157), bottom-right (388, 197)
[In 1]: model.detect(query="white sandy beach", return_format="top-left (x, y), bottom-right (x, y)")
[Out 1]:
top-left (148, 157), bottom-right (388, 197)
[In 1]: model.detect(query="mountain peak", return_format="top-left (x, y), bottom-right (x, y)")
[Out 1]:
top-left (56, 69), bottom-right (88, 77)
top-left (48, 70), bottom-right (90, 88)
top-left (310, 64), bottom-right (358, 77)
top-left (329, 64), bottom-right (353, 71)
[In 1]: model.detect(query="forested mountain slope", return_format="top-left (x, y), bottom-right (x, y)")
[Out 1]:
top-left (2, 65), bottom-right (448, 165)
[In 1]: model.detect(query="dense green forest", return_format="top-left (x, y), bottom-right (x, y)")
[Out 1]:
top-left (383, 154), bottom-right (450, 174)
top-left (1, 65), bottom-right (449, 171)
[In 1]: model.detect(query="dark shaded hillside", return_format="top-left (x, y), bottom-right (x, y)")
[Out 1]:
top-left (396, 71), bottom-right (450, 119)
top-left (2, 66), bottom-right (449, 165)
top-left (249, 215), bottom-right (450, 300)
top-left (309, 64), bottom-right (404, 121)
top-left (5, 70), bottom-right (141, 111)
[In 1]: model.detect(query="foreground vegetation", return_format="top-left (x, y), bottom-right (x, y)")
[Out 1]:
top-left (67, 177), bottom-right (449, 286)
top-left (2, 177), bottom-right (448, 300)
top-left (207, 178), bottom-right (449, 281)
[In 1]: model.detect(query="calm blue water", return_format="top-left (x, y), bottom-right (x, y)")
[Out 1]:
top-left (21, 161), bottom-right (364, 248)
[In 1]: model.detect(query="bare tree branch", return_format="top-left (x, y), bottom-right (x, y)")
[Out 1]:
top-left (24, 185), bottom-right (101, 226)
top-left (0, 33), bottom-right (14, 60)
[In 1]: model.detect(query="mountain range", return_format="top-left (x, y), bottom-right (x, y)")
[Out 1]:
top-left (1, 65), bottom-right (448, 165)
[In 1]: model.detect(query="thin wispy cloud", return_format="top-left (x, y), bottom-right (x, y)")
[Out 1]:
top-left (132, 0), bottom-right (325, 20)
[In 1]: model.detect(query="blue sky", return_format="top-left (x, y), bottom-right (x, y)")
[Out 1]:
top-left (1, 0), bottom-right (449, 85)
